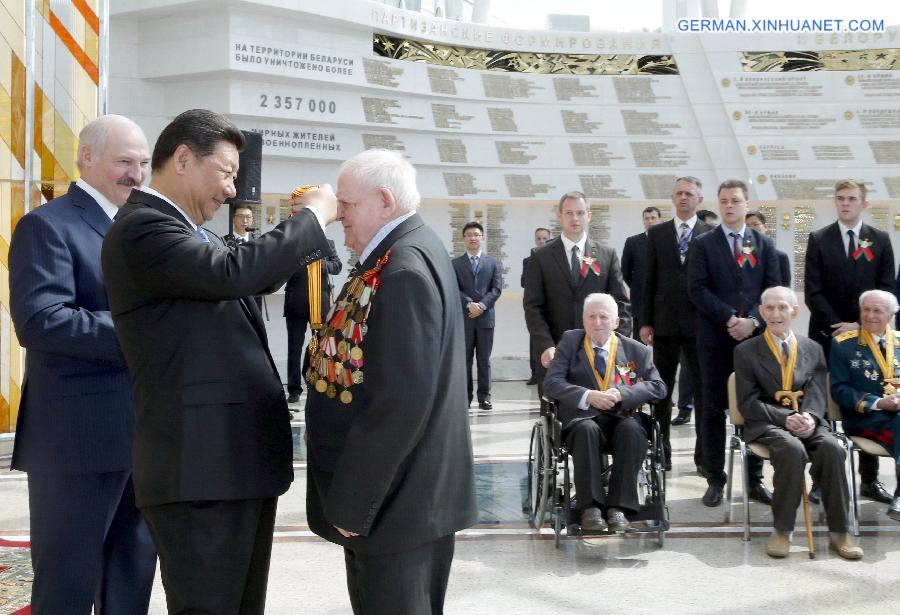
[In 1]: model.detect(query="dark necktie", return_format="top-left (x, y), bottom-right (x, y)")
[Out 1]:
top-left (470, 255), bottom-right (479, 275)
top-left (781, 339), bottom-right (790, 363)
top-left (196, 226), bottom-right (210, 243)
top-left (878, 337), bottom-right (887, 360)
top-left (594, 347), bottom-right (607, 376)
top-left (847, 229), bottom-right (856, 259)
top-left (570, 245), bottom-right (580, 282)
top-left (678, 222), bottom-right (690, 264)
top-left (729, 232), bottom-right (741, 265)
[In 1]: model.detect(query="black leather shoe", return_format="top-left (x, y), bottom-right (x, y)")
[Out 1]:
top-left (478, 401), bottom-right (493, 410)
top-left (606, 508), bottom-right (631, 531)
top-left (860, 480), bottom-right (894, 504)
top-left (287, 392), bottom-right (301, 404)
top-left (671, 408), bottom-right (692, 425)
top-left (526, 376), bottom-right (538, 385)
top-left (887, 496), bottom-right (900, 522)
top-left (580, 506), bottom-right (608, 531)
top-left (702, 484), bottom-right (723, 507)
top-left (808, 485), bottom-right (821, 505)
top-left (748, 482), bottom-right (773, 506)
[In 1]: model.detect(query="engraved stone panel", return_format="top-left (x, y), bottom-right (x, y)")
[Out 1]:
top-left (744, 111), bottom-right (836, 131)
top-left (885, 177), bottom-right (900, 198)
top-left (487, 108), bottom-right (518, 132)
top-left (570, 143), bottom-right (622, 167)
top-left (734, 76), bottom-right (822, 98)
top-left (561, 110), bottom-right (602, 134)
top-left (436, 138), bottom-right (468, 163)
top-left (553, 77), bottom-right (598, 101)
top-left (362, 58), bottom-right (403, 88)
top-left (504, 175), bottom-right (556, 198)
top-left (613, 77), bottom-right (666, 104)
top-left (759, 145), bottom-right (801, 161)
top-left (486, 203), bottom-right (509, 289)
top-left (622, 110), bottom-right (680, 136)
top-left (870, 141), bottom-right (900, 165)
top-left (578, 175), bottom-right (628, 199)
top-left (362, 134), bottom-right (406, 151)
top-left (770, 177), bottom-right (835, 200)
top-left (427, 66), bottom-right (463, 95)
top-left (640, 175), bottom-right (678, 199)
top-left (858, 75), bottom-right (900, 98)
top-left (629, 142), bottom-right (690, 167)
top-left (858, 109), bottom-right (900, 129)
top-left (482, 74), bottom-right (544, 99)
top-left (812, 145), bottom-right (854, 161)
top-left (431, 103), bottom-right (475, 129)
top-left (495, 141), bottom-right (542, 165)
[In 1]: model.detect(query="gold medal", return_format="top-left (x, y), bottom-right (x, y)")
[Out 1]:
top-left (315, 379), bottom-right (328, 393)
top-left (351, 370), bottom-right (364, 384)
top-left (308, 336), bottom-right (318, 354)
top-left (337, 340), bottom-right (349, 356)
top-left (326, 383), bottom-right (337, 398)
top-left (350, 347), bottom-right (363, 361)
top-left (340, 390), bottom-right (353, 404)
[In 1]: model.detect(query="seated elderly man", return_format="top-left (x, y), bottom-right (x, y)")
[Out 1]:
top-left (735, 287), bottom-right (862, 559)
top-left (544, 293), bottom-right (666, 531)
top-left (830, 289), bottom-right (900, 522)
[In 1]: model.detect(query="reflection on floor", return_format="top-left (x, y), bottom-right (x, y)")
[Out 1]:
top-left (3, 380), bottom-right (900, 613)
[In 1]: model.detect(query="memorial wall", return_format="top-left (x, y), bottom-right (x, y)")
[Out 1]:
top-left (109, 0), bottom-right (900, 376)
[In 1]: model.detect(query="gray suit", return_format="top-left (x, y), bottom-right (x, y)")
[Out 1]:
top-left (734, 334), bottom-right (851, 533)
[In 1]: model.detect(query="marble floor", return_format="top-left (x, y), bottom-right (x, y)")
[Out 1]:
top-left (3, 380), bottom-right (900, 614)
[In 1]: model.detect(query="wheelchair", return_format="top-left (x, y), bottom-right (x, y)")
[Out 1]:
top-left (527, 398), bottom-right (668, 548)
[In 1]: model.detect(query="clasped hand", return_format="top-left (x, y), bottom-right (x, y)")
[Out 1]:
top-left (587, 388), bottom-right (621, 411)
top-left (785, 412), bottom-right (815, 438)
top-left (876, 394), bottom-right (900, 412)
top-left (726, 316), bottom-right (755, 341)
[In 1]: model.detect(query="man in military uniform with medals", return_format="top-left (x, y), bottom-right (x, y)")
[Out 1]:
top-left (543, 293), bottom-right (666, 532)
top-left (830, 290), bottom-right (900, 522)
top-left (304, 149), bottom-right (477, 615)
top-left (735, 287), bottom-right (861, 559)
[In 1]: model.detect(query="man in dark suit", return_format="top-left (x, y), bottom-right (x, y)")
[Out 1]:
top-left (223, 203), bottom-right (254, 247)
top-left (640, 177), bottom-right (712, 471)
top-left (622, 206), bottom-right (661, 338)
top-left (735, 286), bottom-right (861, 559)
top-left (524, 190), bottom-right (631, 385)
top-left (453, 221), bottom-right (503, 409)
top-left (805, 179), bottom-right (896, 504)
top-left (102, 109), bottom-right (335, 612)
top-left (689, 179), bottom-right (781, 507)
top-left (543, 293), bottom-right (666, 531)
top-left (305, 149), bottom-right (477, 614)
top-left (9, 115), bottom-right (157, 613)
top-left (522, 227), bottom-right (551, 385)
top-left (284, 187), bottom-right (343, 404)
top-left (746, 210), bottom-right (791, 286)
top-left (697, 209), bottom-right (719, 227)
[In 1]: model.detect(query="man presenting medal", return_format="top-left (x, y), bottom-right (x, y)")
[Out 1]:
top-left (304, 149), bottom-right (477, 615)
top-left (830, 289), bottom-right (900, 522)
top-left (735, 287), bottom-right (861, 559)
top-left (543, 293), bottom-right (665, 531)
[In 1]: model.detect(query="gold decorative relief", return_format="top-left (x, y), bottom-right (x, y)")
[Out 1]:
top-left (741, 49), bottom-right (899, 72)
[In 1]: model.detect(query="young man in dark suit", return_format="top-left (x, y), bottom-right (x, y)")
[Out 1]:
top-left (746, 210), bottom-right (791, 286)
top-left (621, 206), bottom-right (661, 338)
top-left (223, 203), bottom-right (254, 247)
top-left (284, 187), bottom-right (343, 404)
top-left (102, 109), bottom-right (336, 612)
top-left (640, 177), bottom-right (712, 471)
top-left (453, 221), bottom-right (503, 409)
top-left (524, 190), bottom-right (632, 383)
top-left (10, 115), bottom-right (157, 614)
top-left (305, 149), bottom-right (477, 615)
top-left (522, 227), bottom-right (551, 385)
top-left (688, 179), bottom-right (781, 507)
top-left (805, 179), bottom-right (896, 504)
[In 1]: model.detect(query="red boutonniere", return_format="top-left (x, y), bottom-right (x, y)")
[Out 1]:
top-left (579, 253), bottom-right (602, 277)
top-left (852, 238), bottom-right (875, 262)
top-left (737, 244), bottom-right (758, 268)
top-left (613, 361), bottom-right (638, 386)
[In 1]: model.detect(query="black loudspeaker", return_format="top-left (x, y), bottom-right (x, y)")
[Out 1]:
top-left (231, 130), bottom-right (262, 203)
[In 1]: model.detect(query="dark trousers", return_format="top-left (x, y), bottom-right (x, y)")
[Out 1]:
top-left (465, 326), bottom-right (494, 403)
top-left (565, 414), bottom-right (648, 514)
top-left (529, 337), bottom-right (540, 380)
top-left (344, 534), bottom-right (455, 615)
top-left (143, 497), bottom-right (278, 615)
top-left (677, 352), bottom-right (694, 409)
top-left (286, 314), bottom-right (309, 394)
top-left (652, 335), bottom-right (704, 466)
top-left (27, 471), bottom-right (156, 615)
top-left (697, 342), bottom-right (764, 487)
top-left (755, 426), bottom-right (850, 533)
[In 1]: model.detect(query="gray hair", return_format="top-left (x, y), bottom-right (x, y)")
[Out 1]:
top-left (761, 286), bottom-right (799, 307)
top-left (76, 114), bottom-right (143, 171)
top-left (583, 293), bottom-right (618, 317)
top-left (674, 175), bottom-right (703, 196)
top-left (859, 289), bottom-right (899, 314)
top-left (338, 149), bottom-right (421, 212)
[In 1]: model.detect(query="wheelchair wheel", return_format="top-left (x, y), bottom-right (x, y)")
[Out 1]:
top-left (527, 419), bottom-right (551, 529)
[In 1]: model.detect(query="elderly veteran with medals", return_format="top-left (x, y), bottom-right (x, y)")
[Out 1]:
top-left (543, 293), bottom-right (666, 532)
top-left (735, 287), bottom-right (861, 559)
top-left (830, 289), bottom-right (900, 522)
top-left (304, 149), bottom-right (477, 615)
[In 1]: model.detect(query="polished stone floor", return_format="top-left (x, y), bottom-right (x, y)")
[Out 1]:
top-left (3, 380), bottom-right (900, 614)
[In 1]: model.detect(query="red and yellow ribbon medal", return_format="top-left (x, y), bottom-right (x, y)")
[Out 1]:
top-left (292, 184), bottom-right (326, 329)
top-left (763, 329), bottom-right (798, 393)
top-left (859, 327), bottom-right (896, 394)
top-left (583, 334), bottom-right (618, 391)
top-left (305, 251), bottom-right (391, 404)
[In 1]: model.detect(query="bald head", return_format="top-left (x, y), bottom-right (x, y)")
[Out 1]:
top-left (77, 115), bottom-right (150, 206)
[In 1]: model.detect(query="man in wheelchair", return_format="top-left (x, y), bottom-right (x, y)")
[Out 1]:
top-left (543, 293), bottom-right (666, 532)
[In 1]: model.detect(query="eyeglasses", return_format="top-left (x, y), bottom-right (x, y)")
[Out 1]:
top-left (464, 233), bottom-right (483, 238)
top-left (234, 214), bottom-right (253, 219)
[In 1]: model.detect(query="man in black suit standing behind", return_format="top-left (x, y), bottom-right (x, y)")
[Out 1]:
top-left (524, 190), bottom-right (631, 383)
top-left (102, 109), bottom-right (336, 612)
top-left (284, 186), bottom-right (343, 404)
top-left (640, 177), bottom-right (712, 471)
top-left (522, 227), bottom-right (551, 384)
top-left (804, 178), bottom-right (896, 504)
top-left (622, 206), bottom-right (661, 339)
top-left (689, 179), bottom-right (781, 506)
top-left (305, 149), bottom-right (477, 615)
top-left (746, 210), bottom-right (791, 286)
top-left (453, 221), bottom-right (503, 410)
